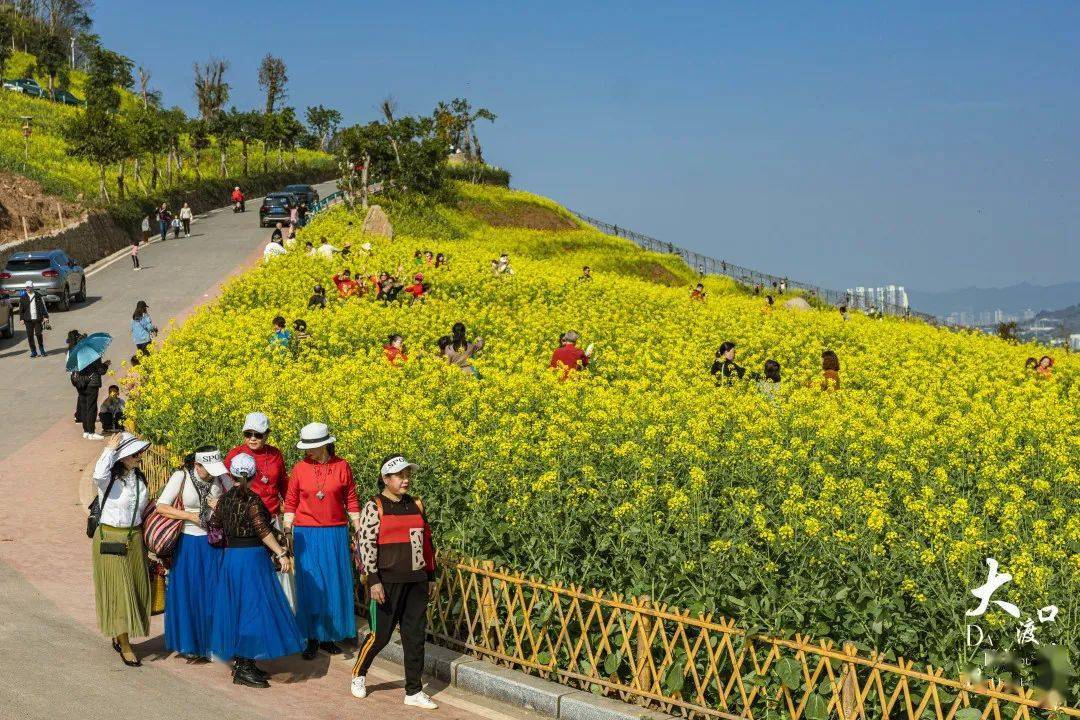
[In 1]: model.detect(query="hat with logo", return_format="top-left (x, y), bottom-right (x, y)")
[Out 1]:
top-left (194, 448), bottom-right (229, 477)
top-left (380, 455), bottom-right (419, 476)
top-left (229, 452), bottom-right (257, 479)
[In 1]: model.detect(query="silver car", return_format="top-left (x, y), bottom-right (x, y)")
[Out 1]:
top-left (0, 299), bottom-right (12, 339)
top-left (0, 250), bottom-right (86, 312)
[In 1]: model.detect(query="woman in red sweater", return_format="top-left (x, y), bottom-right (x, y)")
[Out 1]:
top-left (283, 422), bottom-right (361, 660)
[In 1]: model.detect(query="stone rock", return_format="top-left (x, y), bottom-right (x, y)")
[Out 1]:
top-left (784, 297), bottom-right (812, 311)
top-left (362, 204), bottom-right (394, 239)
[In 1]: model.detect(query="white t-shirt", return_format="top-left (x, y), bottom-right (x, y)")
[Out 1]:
top-left (263, 241), bottom-right (287, 259)
top-left (315, 243), bottom-right (337, 258)
top-left (158, 469), bottom-right (225, 536)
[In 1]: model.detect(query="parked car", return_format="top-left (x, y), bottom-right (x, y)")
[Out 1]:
top-left (0, 250), bottom-right (86, 311)
top-left (259, 192), bottom-right (298, 227)
top-left (0, 299), bottom-right (12, 339)
top-left (51, 89), bottom-right (83, 106)
top-left (2, 78), bottom-right (45, 97)
top-left (282, 184), bottom-right (319, 206)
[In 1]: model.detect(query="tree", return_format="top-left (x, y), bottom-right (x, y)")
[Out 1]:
top-left (34, 31), bottom-right (66, 97)
top-left (276, 107), bottom-right (304, 167)
top-left (434, 98), bottom-right (496, 163)
top-left (137, 65), bottom-right (162, 109)
top-left (159, 107), bottom-right (186, 185)
top-left (126, 105), bottom-right (166, 191)
top-left (997, 321), bottom-right (1019, 343)
top-left (187, 117), bottom-right (210, 182)
top-left (0, 10), bottom-right (13, 82)
top-left (228, 108), bottom-right (260, 176)
top-left (257, 54), bottom-right (287, 115)
top-left (210, 111), bottom-right (235, 178)
top-left (305, 104), bottom-right (342, 151)
top-left (193, 58), bottom-right (229, 121)
top-left (337, 113), bottom-right (445, 196)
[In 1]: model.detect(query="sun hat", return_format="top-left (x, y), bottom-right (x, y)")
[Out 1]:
top-left (297, 422), bottom-right (335, 450)
top-left (242, 411), bottom-right (270, 434)
top-left (194, 448), bottom-right (229, 477)
top-left (114, 432), bottom-right (151, 461)
top-left (229, 453), bottom-right (257, 479)
top-left (380, 456), bottom-right (419, 476)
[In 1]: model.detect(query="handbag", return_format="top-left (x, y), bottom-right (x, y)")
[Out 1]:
top-left (142, 471), bottom-right (187, 557)
top-left (149, 562), bottom-right (167, 615)
top-left (97, 473), bottom-right (141, 556)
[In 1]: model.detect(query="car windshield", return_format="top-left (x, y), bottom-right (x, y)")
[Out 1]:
top-left (6, 259), bottom-right (51, 272)
top-left (285, 186), bottom-right (308, 193)
top-left (267, 196), bottom-right (291, 206)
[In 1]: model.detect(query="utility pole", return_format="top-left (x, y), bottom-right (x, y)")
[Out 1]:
top-left (70, 37), bottom-right (76, 68)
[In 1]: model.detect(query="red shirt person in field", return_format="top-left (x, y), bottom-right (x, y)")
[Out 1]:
top-left (223, 412), bottom-right (288, 515)
top-left (284, 423), bottom-right (361, 660)
top-left (333, 269), bottom-right (362, 299)
top-left (384, 334), bottom-right (408, 365)
top-left (549, 330), bottom-right (592, 379)
top-left (404, 273), bottom-right (426, 300)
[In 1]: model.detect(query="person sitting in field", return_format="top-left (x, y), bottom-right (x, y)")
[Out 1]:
top-left (383, 334), bottom-right (407, 366)
top-left (333, 269), bottom-right (362, 299)
top-left (492, 254), bottom-right (514, 276)
top-left (377, 273), bottom-right (404, 304)
top-left (413, 250), bottom-right (424, 267)
top-left (315, 236), bottom-right (338, 259)
top-left (549, 331), bottom-right (591, 379)
top-left (1036, 355), bottom-right (1054, 379)
top-left (270, 316), bottom-right (292, 350)
top-left (690, 283), bottom-right (706, 301)
top-left (404, 273), bottom-right (427, 302)
top-left (263, 236), bottom-right (286, 261)
top-left (424, 250), bottom-right (435, 265)
top-left (98, 384), bottom-right (126, 434)
top-left (578, 266), bottom-right (593, 282)
top-left (821, 350), bottom-right (840, 390)
top-left (438, 323), bottom-right (484, 375)
top-left (434, 253), bottom-right (448, 269)
top-left (308, 285), bottom-right (327, 310)
top-left (305, 241), bottom-right (315, 255)
top-left (756, 360), bottom-right (781, 397)
top-left (711, 342), bottom-right (745, 382)
top-left (271, 222), bottom-right (285, 242)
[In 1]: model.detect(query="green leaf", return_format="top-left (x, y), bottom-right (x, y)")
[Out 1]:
top-left (604, 651), bottom-right (622, 675)
top-left (663, 660), bottom-right (686, 694)
top-left (536, 651), bottom-right (551, 666)
top-left (954, 709), bottom-right (982, 720)
top-left (775, 657), bottom-right (802, 690)
top-left (804, 693), bottom-right (829, 720)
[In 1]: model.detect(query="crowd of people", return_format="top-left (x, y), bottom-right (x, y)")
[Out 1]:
top-left (88, 416), bottom-right (439, 707)
top-left (710, 342), bottom-right (843, 393)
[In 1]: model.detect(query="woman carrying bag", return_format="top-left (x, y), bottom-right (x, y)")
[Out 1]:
top-left (90, 431), bottom-right (153, 667)
top-left (156, 446), bottom-right (230, 663)
top-left (350, 455), bottom-right (438, 709)
top-left (208, 453), bottom-right (303, 688)
top-left (284, 423), bottom-right (361, 661)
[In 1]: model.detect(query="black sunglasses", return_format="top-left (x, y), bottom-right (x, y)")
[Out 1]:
top-left (243, 430), bottom-right (266, 439)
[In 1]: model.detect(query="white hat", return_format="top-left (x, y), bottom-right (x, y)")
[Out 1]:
top-left (114, 432), bottom-right (150, 461)
top-left (194, 448), bottom-right (228, 477)
top-left (242, 412), bottom-right (270, 434)
top-left (380, 455), bottom-right (419, 476)
top-left (361, 242), bottom-right (372, 252)
top-left (229, 453), bottom-right (257, 479)
top-left (24, 280), bottom-right (34, 288)
top-left (297, 422), bottom-right (335, 450)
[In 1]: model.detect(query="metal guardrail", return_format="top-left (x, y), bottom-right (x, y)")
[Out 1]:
top-left (571, 211), bottom-right (936, 323)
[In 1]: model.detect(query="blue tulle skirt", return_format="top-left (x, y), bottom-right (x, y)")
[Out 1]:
top-left (293, 525), bottom-right (356, 642)
top-left (210, 546), bottom-right (304, 661)
top-left (165, 533), bottom-right (221, 657)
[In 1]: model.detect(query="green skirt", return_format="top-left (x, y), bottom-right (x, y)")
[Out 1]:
top-left (92, 524), bottom-right (150, 638)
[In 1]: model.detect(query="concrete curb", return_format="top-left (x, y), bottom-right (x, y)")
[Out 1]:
top-left (373, 628), bottom-right (674, 720)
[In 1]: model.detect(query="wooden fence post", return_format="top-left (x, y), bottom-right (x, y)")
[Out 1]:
top-left (841, 642), bottom-right (858, 720)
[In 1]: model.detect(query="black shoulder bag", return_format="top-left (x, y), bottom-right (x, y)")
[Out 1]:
top-left (97, 475), bottom-right (141, 556)
top-left (87, 473), bottom-right (119, 538)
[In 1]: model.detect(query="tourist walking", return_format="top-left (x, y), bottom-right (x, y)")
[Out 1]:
top-left (157, 203), bottom-right (172, 242)
top-left (351, 455), bottom-right (438, 709)
top-left (208, 453), bottom-right (303, 688)
top-left (157, 447), bottom-right (229, 662)
top-left (130, 239), bottom-right (140, 270)
top-left (132, 301), bottom-right (157, 355)
top-left (225, 412), bottom-right (294, 607)
top-left (711, 342), bottom-right (745, 381)
top-left (140, 214), bottom-right (151, 243)
top-left (284, 423), bottom-right (361, 660)
top-left (179, 202), bottom-right (193, 237)
top-left (171, 212), bottom-right (182, 239)
top-left (72, 334), bottom-right (109, 440)
top-left (18, 281), bottom-right (49, 357)
top-left (308, 284), bottom-right (327, 310)
top-left (91, 432), bottom-right (153, 667)
top-left (757, 360), bottom-right (782, 397)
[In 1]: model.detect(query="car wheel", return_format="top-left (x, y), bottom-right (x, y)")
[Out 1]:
top-left (74, 279), bottom-right (86, 303)
top-left (58, 288), bottom-right (70, 311)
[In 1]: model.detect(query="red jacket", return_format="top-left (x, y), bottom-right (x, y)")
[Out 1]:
top-left (404, 282), bottom-right (425, 298)
top-left (384, 345), bottom-right (407, 365)
top-left (284, 456), bottom-right (360, 527)
top-left (333, 275), bottom-right (361, 298)
top-left (549, 344), bottom-right (588, 375)
top-left (224, 444), bottom-right (288, 514)
top-left (231, 189), bottom-right (244, 202)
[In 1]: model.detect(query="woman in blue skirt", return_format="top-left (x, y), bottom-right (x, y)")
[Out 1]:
top-left (208, 453), bottom-right (303, 688)
top-left (155, 446), bottom-right (230, 662)
top-left (283, 422), bottom-right (362, 660)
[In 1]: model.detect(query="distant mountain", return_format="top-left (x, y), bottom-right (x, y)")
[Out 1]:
top-left (909, 281), bottom-right (1080, 317)
top-left (1036, 303), bottom-right (1080, 335)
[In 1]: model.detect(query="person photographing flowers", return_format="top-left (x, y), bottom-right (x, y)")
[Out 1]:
top-left (350, 455), bottom-right (437, 709)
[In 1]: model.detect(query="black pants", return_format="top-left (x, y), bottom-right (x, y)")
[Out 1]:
top-left (99, 411), bottom-right (124, 432)
top-left (136, 342), bottom-right (150, 356)
top-left (352, 581), bottom-right (427, 694)
top-left (78, 386), bottom-right (99, 433)
top-left (131, 254), bottom-right (139, 268)
top-left (23, 320), bottom-right (44, 354)
top-left (181, 218), bottom-right (191, 235)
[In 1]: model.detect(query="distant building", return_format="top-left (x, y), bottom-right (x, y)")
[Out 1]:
top-left (1071, 334), bottom-right (1080, 351)
top-left (1022, 308), bottom-right (1036, 321)
top-left (844, 284), bottom-right (909, 312)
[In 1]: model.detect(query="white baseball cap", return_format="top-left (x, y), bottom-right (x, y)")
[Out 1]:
top-left (381, 456), bottom-right (419, 476)
top-left (194, 448), bottom-right (229, 477)
top-left (242, 412), bottom-right (270, 434)
top-left (229, 452), bottom-right (257, 479)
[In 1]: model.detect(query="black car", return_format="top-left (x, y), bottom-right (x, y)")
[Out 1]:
top-left (259, 192), bottom-right (298, 227)
top-left (282, 184), bottom-right (319, 206)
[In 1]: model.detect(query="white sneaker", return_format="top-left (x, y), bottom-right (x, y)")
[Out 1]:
top-left (82, 432), bottom-right (90, 439)
top-left (404, 691), bottom-right (438, 709)
top-left (86, 433), bottom-right (105, 440)
top-left (350, 676), bottom-right (367, 699)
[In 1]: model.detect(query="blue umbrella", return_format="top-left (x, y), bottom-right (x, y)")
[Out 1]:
top-left (66, 332), bottom-right (112, 372)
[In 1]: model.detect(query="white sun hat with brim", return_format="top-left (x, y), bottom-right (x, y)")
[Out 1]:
top-left (194, 448), bottom-right (229, 477)
top-left (114, 432), bottom-right (151, 461)
top-left (296, 422), bottom-right (336, 450)
top-left (380, 456), bottom-right (419, 476)
top-left (229, 453), bottom-right (257, 479)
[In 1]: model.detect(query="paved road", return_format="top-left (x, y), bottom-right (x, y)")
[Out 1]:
top-left (0, 186), bottom-right (533, 720)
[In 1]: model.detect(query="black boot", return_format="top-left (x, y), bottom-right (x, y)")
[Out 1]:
top-left (302, 639), bottom-right (318, 660)
top-left (232, 658), bottom-right (269, 688)
top-left (319, 640), bottom-right (343, 655)
top-left (250, 662), bottom-right (269, 679)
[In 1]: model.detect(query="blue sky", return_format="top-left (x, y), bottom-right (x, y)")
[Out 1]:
top-left (92, 1), bottom-right (1080, 292)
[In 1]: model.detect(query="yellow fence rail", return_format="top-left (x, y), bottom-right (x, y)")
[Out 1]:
top-left (141, 446), bottom-right (1074, 719)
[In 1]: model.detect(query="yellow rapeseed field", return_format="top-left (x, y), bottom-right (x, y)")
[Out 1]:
top-left (129, 182), bottom-right (1079, 678)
